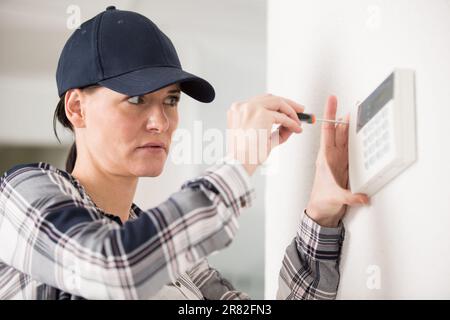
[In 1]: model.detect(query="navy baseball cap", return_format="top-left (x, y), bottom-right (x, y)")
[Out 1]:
top-left (56, 6), bottom-right (215, 103)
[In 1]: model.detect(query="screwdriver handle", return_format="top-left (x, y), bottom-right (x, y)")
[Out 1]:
top-left (297, 113), bottom-right (316, 124)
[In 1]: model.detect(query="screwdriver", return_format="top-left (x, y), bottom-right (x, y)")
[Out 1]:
top-left (296, 113), bottom-right (349, 125)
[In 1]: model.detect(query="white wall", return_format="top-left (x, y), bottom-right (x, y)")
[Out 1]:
top-left (265, 0), bottom-right (450, 299)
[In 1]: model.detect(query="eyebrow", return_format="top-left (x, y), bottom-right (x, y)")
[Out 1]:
top-left (129, 89), bottom-right (181, 99)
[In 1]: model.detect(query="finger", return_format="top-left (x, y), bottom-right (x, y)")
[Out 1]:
top-left (269, 110), bottom-right (302, 133)
top-left (339, 188), bottom-right (370, 206)
top-left (281, 97), bottom-right (305, 114)
top-left (335, 114), bottom-right (350, 148)
top-left (263, 96), bottom-right (304, 125)
top-left (254, 94), bottom-right (305, 114)
top-left (270, 126), bottom-right (297, 148)
top-left (321, 95), bottom-right (338, 148)
top-left (279, 126), bottom-right (295, 144)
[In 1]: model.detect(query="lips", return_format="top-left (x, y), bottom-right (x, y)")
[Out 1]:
top-left (138, 142), bottom-right (167, 151)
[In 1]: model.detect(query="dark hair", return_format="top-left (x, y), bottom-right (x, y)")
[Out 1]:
top-left (53, 85), bottom-right (101, 173)
top-left (53, 94), bottom-right (77, 173)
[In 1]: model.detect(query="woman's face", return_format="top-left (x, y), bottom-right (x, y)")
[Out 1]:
top-left (77, 84), bottom-right (180, 177)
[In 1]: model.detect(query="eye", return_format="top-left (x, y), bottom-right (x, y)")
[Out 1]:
top-left (164, 95), bottom-right (180, 107)
top-left (127, 96), bottom-right (145, 105)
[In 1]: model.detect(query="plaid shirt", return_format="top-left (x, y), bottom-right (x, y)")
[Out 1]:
top-left (0, 157), bottom-right (344, 300)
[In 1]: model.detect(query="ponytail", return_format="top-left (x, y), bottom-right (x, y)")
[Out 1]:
top-left (53, 94), bottom-right (77, 173)
top-left (65, 142), bottom-right (77, 173)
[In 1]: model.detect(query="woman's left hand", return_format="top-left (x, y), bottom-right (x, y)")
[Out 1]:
top-left (306, 96), bottom-right (370, 227)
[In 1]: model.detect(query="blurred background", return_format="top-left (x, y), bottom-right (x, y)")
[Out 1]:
top-left (0, 0), bottom-right (267, 298)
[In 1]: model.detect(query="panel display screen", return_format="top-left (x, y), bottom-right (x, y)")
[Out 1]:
top-left (357, 73), bottom-right (394, 132)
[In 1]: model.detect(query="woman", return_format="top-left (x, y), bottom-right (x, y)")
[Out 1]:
top-left (0, 6), bottom-right (368, 299)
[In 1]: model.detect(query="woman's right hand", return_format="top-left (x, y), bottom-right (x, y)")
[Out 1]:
top-left (306, 96), bottom-right (370, 227)
top-left (226, 94), bottom-right (304, 176)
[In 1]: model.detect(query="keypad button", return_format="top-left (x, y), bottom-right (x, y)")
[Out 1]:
top-left (375, 138), bottom-right (382, 148)
top-left (363, 129), bottom-right (368, 137)
top-left (383, 143), bottom-right (390, 153)
top-left (375, 128), bottom-right (383, 138)
top-left (376, 149), bottom-right (384, 159)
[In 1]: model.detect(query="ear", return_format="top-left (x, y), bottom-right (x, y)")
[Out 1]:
top-left (65, 89), bottom-right (86, 128)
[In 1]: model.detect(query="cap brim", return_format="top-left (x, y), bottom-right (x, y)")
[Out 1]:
top-left (98, 67), bottom-right (215, 103)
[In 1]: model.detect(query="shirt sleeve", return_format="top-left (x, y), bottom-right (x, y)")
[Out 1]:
top-left (276, 210), bottom-right (345, 300)
top-left (0, 158), bottom-right (255, 299)
top-left (187, 258), bottom-right (250, 300)
top-left (187, 212), bottom-right (345, 301)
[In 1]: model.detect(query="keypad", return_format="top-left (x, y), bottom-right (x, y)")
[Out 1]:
top-left (362, 108), bottom-right (391, 170)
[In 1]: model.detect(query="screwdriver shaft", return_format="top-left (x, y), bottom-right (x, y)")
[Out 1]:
top-left (297, 112), bottom-right (348, 125)
top-left (315, 118), bottom-right (349, 125)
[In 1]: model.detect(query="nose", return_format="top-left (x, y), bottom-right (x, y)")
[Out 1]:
top-left (145, 105), bottom-right (170, 133)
